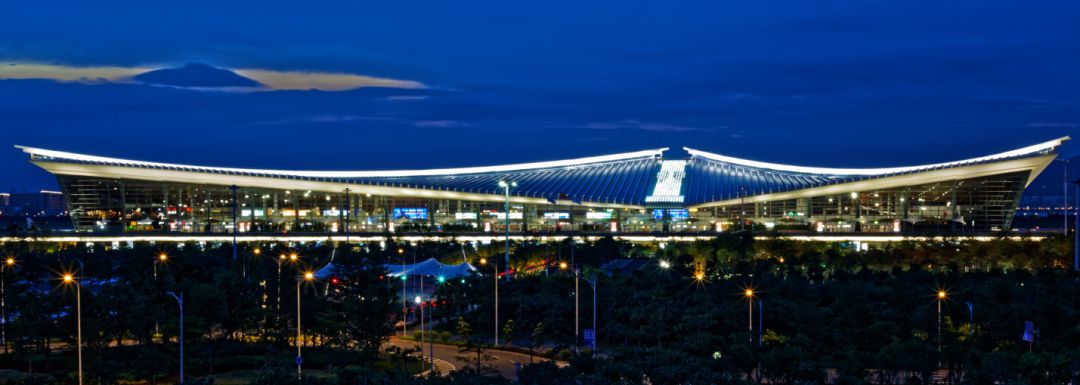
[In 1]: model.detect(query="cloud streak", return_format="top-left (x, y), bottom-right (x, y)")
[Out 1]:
top-left (583, 120), bottom-right (711, 132)
top-left (235, 69), bottom-right (425, 91)
top-left (0, 62), bottom-right (148, 83)
top-left (0, 61), bottom-right (425, 91)
top-left (413, 120), bottom-right (468, 128)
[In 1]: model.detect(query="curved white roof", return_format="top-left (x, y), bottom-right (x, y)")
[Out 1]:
top-left (684, 136), bottom-right (1069, 176)
top-left (16, 145), bottom-right (668, 177)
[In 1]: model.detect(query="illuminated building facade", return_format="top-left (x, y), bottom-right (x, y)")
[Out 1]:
top-left (17, 137), bottom-right (1068, 235)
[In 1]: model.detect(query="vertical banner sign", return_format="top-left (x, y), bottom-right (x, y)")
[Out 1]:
top-left (1022, 321), bottom-right (1035, 342)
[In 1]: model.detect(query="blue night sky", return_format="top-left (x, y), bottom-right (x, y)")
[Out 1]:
top-left (1, 1), bottom-right (1078, 191)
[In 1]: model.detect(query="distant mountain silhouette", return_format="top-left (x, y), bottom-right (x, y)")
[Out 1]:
top-left (133, 63), bottom-right (263, 88)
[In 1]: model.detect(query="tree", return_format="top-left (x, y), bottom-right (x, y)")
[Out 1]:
top-left (502, 319), bottom-right (515, 348)
top-left (530, 322), bottom-right (546, 363)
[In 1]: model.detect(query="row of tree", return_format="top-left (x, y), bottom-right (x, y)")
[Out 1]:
top-left (0, 233), bottom-right (1074, 384)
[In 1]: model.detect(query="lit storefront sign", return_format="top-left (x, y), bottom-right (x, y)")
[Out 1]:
top-left (543, 212), bottom-right (570, 220)
top-left (586, 211), bottom-right (613, 220)
top-left (651, 209), bottom-right (689, 220)
top-left (393, 208), bottom-right (429, 220)
top-left (491, 212), bottom-right (523, 220)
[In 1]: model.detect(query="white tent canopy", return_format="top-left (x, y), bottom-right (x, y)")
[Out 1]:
top-left (385, 257), bottom-right (478, 279)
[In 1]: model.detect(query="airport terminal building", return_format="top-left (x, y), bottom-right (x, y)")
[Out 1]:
top-left (17, 137), bottom-right (1068, 235)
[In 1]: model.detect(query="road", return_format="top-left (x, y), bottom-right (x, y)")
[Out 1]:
top-left (389, 335), bottom-right (557, 379)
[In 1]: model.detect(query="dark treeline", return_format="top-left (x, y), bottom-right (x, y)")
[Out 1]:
top-left (0, 233), bottom-right (1076, 385)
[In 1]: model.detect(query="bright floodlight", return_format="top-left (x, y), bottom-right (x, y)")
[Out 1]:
top-left (5, 258), bottom-right (14, 266)
top-left (659, 260), bottom-right (671, 269)
top-left (437, 276), bottom-right (445, 283)
top-left (159, 253), bottom-right (168, 261)
top-left (479, 258), bottom-right (487, 265)
top-left (745, 289), bottom-right (754, 297)
top-left (304, 272), bottom-right (315, 280)
top-left (694, 272), bottom-right (705, 281)
top-left (937, 290), bottom-right (946, 299)
top-left (253, 248), bottom-right (261, 255)
top-left (498, 180), bottom-right (508, 188)
top-left (559, 262), bottom-right (568, 270)
top-left (414, 296), bottom-right (422, 304)
top-left (290, 253), bottom-right (299, 261)
top-left (62, 274), bottom-right (74, 282)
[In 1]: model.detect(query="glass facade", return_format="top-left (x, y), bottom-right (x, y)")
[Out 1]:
top-left (690, 171), bottom-right (1030, 233)
top-left (56, 171), bottom-right (1030, 234)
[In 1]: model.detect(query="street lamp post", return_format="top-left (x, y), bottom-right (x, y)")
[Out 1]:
top-left (2, 257), bottom-right (14, 354)
top-left (61, 270), bottom-right (82, 385)
top-left (937, 290), bottom-right (946, 353)
top-left (398, 248), bottom-right (407, 337)
top-left (166, 292), bottom-right (184, 384)
top-left (575, 268), bottom-right (598, 351)
top-left (428, 298), bottom-right (434, 372)
top-left (585, 272), bottom-right (597, 350)
top-left (574, 265), bottom-right (579, 351)
top-left (278, 253), bottom-right (299, 311)
top-left (297, 272), bottom-right (315, 383)
top-left (478, 257), bottom-right (499, 346)
top-left (745, 289), bottom-right (754, 345)
top-left (415, 296), bottom-right (424, 371)
top-left (155, 253), bottom-right (168, 279)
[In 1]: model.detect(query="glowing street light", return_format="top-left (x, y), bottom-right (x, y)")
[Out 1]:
top-left (275, 253), bottom-right (299, 311)
top-left (59, 270), bottom-right (83, 385)
top-left (559, 262), bottom-right (568, 270)
top-left (744, 288), bottom-right (755, 345)
top-left (154, 253), bottom-right (168, 279)
top-left (1, 257), bottom-right (14, 353)
top-left (936, 289), bottom-right (947, 353)
top-left (296, 271), bottom-right (316, 382)
top-left (415, 295), bottom-right (426, 371)
top-left (659, 260), bottom-right (671, 269)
